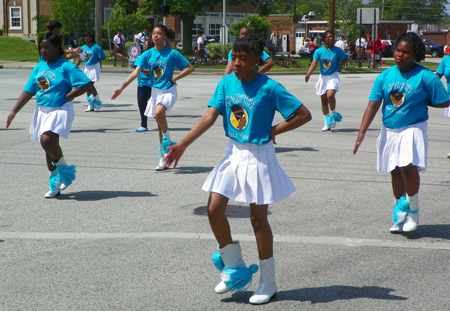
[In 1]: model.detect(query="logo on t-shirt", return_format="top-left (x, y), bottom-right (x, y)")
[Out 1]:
top-left (230, 105), bottom-right (248, 131)
top-left (37, 76), bottom-right (50, 92)
top-left (390, 90), bottom-right (405, 107)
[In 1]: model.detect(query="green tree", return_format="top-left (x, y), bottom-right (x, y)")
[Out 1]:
top-left (139, 0), bottom-right (263, 54)
top-left (367, 0), bottom-right (447, 24)
top-left (107, 0), bottom-right (148, 39)
top-left (48, 0), bottom-right (94, 37)
top-left (229, 15), bottom-right (272, 39)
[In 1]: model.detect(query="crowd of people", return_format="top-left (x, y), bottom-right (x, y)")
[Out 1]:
top-left (5, 21), bottom-right (450, 305)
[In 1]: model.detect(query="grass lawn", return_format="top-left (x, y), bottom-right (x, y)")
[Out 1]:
top-left (0, 36), bottom-right (441, 72)
top-left (0, 36), bottom-right (40, 62)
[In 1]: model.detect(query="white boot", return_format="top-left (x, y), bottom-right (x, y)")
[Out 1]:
top-left (155, 148), bottom-right (167, 171)
top-left (403, 193), bottom-right (419, 232)
top-left (44, 171), bottom-right (61, 198)
top-left (214, 242), bottom-right (247, 294)
top-left (249, 257), bottom-right (277, 304)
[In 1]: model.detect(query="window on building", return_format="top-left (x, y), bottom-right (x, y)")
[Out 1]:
top-left (209, 24), bottom-right (221, 36)
top-left (87, 9), bottom-right (95, 29)
top-left (192, 24), bottom-right (202, 36)
top-left (9, 7), bottom-right (22, 30)
top-left (104, 8), bottom-right (114, 21)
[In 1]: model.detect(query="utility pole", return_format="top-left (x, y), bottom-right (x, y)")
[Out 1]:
top-left (95, 0), bottom-right (102, 47)
top-left (329, 0), bottom-right (335, 32)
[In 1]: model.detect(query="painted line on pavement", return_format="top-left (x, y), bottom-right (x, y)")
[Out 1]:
top-left (1, 231), bottom-right (449, 250)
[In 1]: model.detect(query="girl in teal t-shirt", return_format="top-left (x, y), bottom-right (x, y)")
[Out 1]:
top-left (6, 32), bottom-right (92, 198)
top-left (76, 31), bottom-right (106, 112)
top-left (354, 32), bottom-right (449, 234)
top-left (165, 36), bottom-right (311, 305)
top-left (111, 25), bottom-right (194, 171)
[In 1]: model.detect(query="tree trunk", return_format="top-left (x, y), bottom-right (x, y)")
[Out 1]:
top-left (180, 12), bottom-right (195, 55)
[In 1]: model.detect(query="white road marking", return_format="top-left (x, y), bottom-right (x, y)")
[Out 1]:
top-left (1, 231), bottom-right (449, 250)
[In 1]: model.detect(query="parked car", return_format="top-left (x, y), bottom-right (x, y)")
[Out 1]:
top-left (380, 40), bottom-right (394, 57)
top-left (423, 39), bottom-right (444, 58)
top-left (192, 36), bottom-right (220, 52)
top-left (264, 40), bottom-right (277, 57)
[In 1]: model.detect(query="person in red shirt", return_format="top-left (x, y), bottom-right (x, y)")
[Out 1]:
top-left (367, 35), bottom-right (382, 68)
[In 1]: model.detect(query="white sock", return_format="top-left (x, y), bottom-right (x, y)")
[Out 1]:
top-left (55, 157), bottom-right (68, 168)
top-left (94, 95), bottom-right (101, 101)
top-left (49, 170), bottom-right (58, 176)
top-left (163, 130), bottom-right (171, 141)
top-left (406, 193), bottom-right (419, 211)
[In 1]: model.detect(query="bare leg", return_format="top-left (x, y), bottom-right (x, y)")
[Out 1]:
top-left (40, 131), bottom-right (63, 171)
top-left (320, 94), bottom-right (329, 115)
top-left (399, 164), bottom-right (420, 196)
top-left (154, 104), bottom-right (168, 145)
top-left (207, 192), bottom-right (233, 248)
top-left (391, 167), bottom-right (405, 199)
top-left (250, 204), bottom-right (273, 260)
top-left (327, 89), bottom-right (337, 112)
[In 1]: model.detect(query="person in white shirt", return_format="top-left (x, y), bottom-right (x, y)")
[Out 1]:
top-left (113, 30), bottom-right (125, 67)
top-left (335, 34), bottom-right (346, 50)
top-left (134, 27), bottom-right (149, 50)
top-left (355, 35), bottom-right (367, 68)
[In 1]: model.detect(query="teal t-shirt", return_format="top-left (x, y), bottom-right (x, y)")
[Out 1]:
top-left (208, 74), bottom-right (303, 145)
top-left (313, 46), bottom-right (347, 75)
top-left (80, 44), bottom-right (106, 66)
top-left (369, 64), bottom-right (448, 128)
top-left (436, 55), bottom-right (450, 96)
top-left (23, 57), bottom-right (92, 108)
top-left (134, 46), bottom-right (190, 90)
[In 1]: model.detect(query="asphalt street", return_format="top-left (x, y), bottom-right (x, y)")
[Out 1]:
top-left (1, 68), bottom-right (450, 310)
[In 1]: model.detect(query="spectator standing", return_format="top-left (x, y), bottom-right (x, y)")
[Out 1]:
top-left (309, 37), bottom-right (317, 66)
top-left (135, 27), bottom-right (149, 51)
top-left (113, 30), bottom-right (126, 67)
top-left (355, 35), bottom-right (367, 68)
top-left (191, 30), bottom-right (208, 65)
top-left (335, 34), bottom-right (346, 51)
top-left (367, 35), bottom-right (382, 68)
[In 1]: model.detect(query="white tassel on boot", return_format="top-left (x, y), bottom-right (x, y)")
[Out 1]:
top-left (249, 257), bottom-right (277, 304)
top-left (403, 193), bottom-right (419, 232)
top-left (214, 242), bottom-right (247, 294)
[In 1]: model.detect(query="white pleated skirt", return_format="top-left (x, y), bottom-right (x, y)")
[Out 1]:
top-left (29, 102), bottom-right (74, 142)
top-left (83, 63), bottom-right (101, 82)
top-left (444, 97), bottom-right (450, 117)
top-left (144, 85), bottom-right (177, 118)
top-left (315, 72), bottom-right (339, 96)
top-left (202, 140), bottom-right (296, 205)
top-left (376, 121), bottom-right (428, 173)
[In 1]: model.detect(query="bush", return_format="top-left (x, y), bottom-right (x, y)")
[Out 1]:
top-left (206, 43), bottom-right (227, 59)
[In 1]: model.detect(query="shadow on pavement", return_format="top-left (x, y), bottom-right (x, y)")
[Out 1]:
top-left (221, 285), bottom-right (407, 304)
top-left (71, 128), bottom-right (129, 133)
top-left (400, 224), bottom-right (450, 240)
top-left (172, 166), bottom-right (214, 174)
top-left (56, 190), bottom-right (156, 201)
top-left (275, 146), bottom-right (318, 153)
